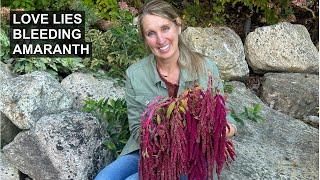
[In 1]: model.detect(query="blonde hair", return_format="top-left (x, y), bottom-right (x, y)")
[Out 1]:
top-left (138, 0), bottom-right (205, 77)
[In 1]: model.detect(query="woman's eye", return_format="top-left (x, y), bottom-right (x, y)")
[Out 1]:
top-left (162, 26), bottom-right (170, 32)
top-left (147, 31), bottom-right (155, 37)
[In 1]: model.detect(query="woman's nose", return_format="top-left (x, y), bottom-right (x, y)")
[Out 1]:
top-left (156, 33), bottom-right (165, 44)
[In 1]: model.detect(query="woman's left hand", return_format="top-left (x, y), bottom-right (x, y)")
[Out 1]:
top-left (226, 122), bottom-right (237, 137)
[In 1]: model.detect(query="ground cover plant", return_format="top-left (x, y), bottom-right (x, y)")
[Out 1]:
top-left (82, 98), bottom-right (130, 158)
top-left (139, 76), bottom-right (236, 180)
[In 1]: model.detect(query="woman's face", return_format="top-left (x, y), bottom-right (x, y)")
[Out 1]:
top-left (141, 14), bottom-right (181, 62)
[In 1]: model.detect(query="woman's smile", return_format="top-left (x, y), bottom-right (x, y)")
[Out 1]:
top-left (158, 44), bottom-right (170, 53)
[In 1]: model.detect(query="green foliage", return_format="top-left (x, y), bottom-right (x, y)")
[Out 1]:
top-left (82, 98), bottom-right (130, 158)
top-left (85, 29), bottom-right (110, 69)
top-left (223, 84), bottom-right (235, 94)
top-left (9, 0), bottom-right (51, 10)
top-left (230, 104), bottom-right (265, 126)
top-left (211, 0), bottom-right (293, 25)
top-left (96, 0), bottom-right (119, 20)
top-left (10, 0), bottom-right (36, 10)
top-left (85, 9), bottom-right (147, 81)
top-left (70, 1), bottom-right (102, 31)
top-left (2, 57), bottom-right (85, 80)
top-left (182, 4), bottom-right (202, 27)
top-left (0, 29), bottom-right (10, 60)
top-left (124, 0), bottom-right (144, 9)
top-left (49, 0), bottom-right (74, 10)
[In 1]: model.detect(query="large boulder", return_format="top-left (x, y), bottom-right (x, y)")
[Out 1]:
top-left (261, 73), bottom-right (318, 119)
top-left (0, 71), bottom-right (73, 129)
top-left (220, 81), bottom-right (318, 179)
top-left (245, 22), bottom-right (318, 74)
top-left (182, 27), bottom-right (249, 80)
top-left (2, 111), bottom-right (112, 180)
top-left (0, 63), bottom-right (18, 146)
top-left (61, 72), bottom-right (125, 110)
top-left (0, 152), bottom-right (20, 180)
top-left (0, 113), bottom-right (20, 148)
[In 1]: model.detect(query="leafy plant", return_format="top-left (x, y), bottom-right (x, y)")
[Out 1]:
top-left (211, 0), bottom-right (294, 25)
top-left (96, 0), bottom-right (119, 20)
top-left (49, 0), bottom-right (74, 10)
top-left (2, 57), bottom-right (85, 80)
top-left (10, 0), bottom-right (36, 10)
top-left (0, 28), bottom-right (10, 60)
top-left (82, 98), bottom-right (130, 158)
top-left (182, 3), bottom-right (202, 27)
top-left (85, 9), bottom-right (147, 82)
top-left (70, 0), bottom-right (102, 31)
top-left (224, 83), bottom-right (235, 94)
top-left (230, 103), bottom-right (265, 126)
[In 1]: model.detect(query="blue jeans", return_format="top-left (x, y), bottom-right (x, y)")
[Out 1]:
top-left (94, 150), bottom-right (188, 180)
top-left (95, 151), bottom-right (140, 180)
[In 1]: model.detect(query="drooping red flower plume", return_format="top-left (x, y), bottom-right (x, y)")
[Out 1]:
top-left (139, 76), bottom-right (236, 180)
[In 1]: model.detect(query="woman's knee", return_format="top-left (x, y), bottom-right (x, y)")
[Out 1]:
top-left (94, 166), bottom-right (116, 180)
top-left (94, 151), bottom-right (140, 180)
top-left (125, 172), bottom-right (138, 180)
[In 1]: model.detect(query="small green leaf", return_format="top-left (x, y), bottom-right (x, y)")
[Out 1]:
top-left (179, 106), bottom-right (186, 113)
top-left (105, 141), bottom-right (116, 151)
top-left (166, 101), bottom-right (176, 119)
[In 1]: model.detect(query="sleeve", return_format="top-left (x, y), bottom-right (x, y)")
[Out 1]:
top-left (125, 70), bottom-right (142, 143)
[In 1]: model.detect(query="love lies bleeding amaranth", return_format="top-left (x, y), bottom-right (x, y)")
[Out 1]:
top-left (139, 76), bottom-right (236, 180)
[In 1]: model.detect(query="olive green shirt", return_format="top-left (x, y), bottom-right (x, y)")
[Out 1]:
top-left (120, 54), bottom-right (236, 156)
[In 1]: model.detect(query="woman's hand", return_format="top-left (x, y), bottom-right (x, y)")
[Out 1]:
top-left (226, 122), bottom-right (237, 137)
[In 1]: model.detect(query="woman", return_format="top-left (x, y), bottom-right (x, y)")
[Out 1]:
top-left (95, 0), bottom-right (237, 179)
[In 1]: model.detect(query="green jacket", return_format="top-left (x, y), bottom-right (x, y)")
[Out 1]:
top-left (120, 54), bottom-right (236, 156)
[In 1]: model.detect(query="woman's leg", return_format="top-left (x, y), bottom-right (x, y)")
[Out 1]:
top-left (94, 151), bottom-right (140, 180)
top-left (125, 172), bottom-right (138, 180)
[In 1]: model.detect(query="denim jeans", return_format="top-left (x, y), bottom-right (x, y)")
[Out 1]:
top-left (94, 150), bottom-right (140, 180)
top-left (94, 150), bottom-right (188, 180)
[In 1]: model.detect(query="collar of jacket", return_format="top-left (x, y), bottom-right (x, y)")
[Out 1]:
top-left (148, 54), bottom-right (198, 86)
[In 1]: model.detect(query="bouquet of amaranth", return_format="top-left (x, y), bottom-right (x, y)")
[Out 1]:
top-left (139, 76), bottom-right (236, 180)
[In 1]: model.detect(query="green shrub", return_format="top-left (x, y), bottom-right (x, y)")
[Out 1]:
top-left (7, 0), bottom-right (74, 11)
top-left (0, 28), bottom-right (10, 60)
top-left (70, 0), bottom-right (102, 31)
top-left (10, 0), bottom-right (36, 10)
top-left (211, 0), bottom-right (293, 25)
top-left (82, 98), bottom-right (130, 158)
top-left (2, 57), bottom-right (85, 80)
top-left (85, 9), bottom-right (147, 81)
top-left (96, 0), bottom-right (119, 20)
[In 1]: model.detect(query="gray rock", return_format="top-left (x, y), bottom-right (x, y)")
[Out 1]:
top-left (302, 115), bottom-right (319, 128)
top-left (0, 71), bottom-right (73, 129)
top-left (0, 113), bottom-right (20, 148)
top-left (2, 111), bottom-right (112, 180)
top-left (61, 72), bottom-right (125, 110)
top-left (0, 61), bottom-right (13, 81)
top-left (0, 152), bottom-right (20, 180)
top-left (182, 27), bottom-right (249, 80)
top-left (261, 73), bottom-right (318, 119)
top-left (245, 22), bottom-right (319, 74)
top-left (220, 81), bottom-right (318, 179)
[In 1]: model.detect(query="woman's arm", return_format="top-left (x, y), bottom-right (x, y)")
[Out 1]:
top-left (125, 71), bottom-right (142, 143)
